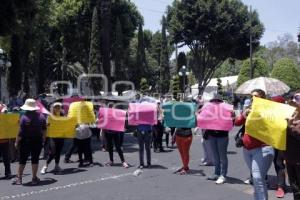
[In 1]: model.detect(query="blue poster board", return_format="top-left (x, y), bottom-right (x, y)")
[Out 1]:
top-left (162, 102), bottom-right (196, 128)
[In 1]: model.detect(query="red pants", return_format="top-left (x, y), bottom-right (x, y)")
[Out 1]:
top-left (176, 135), bottom-right (193, 170)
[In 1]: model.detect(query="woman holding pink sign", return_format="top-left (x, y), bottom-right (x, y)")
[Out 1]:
top-left (201, 94), bottom-right (235, 184)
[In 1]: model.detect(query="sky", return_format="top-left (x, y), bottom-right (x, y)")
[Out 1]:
top-left (131, 0), bottom-right (300, 45)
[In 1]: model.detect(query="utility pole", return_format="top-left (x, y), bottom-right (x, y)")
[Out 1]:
top-left (249, 5), bottom-right (253, 79)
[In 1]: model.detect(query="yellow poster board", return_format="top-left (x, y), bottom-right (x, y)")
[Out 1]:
top-left (47, 116), bottom-right (77, 138)
top-left (0, 114), bottom-right (20, 139)
top-left (245, 97), bottom-right (296, 150)
top-left (67, 101), bottom-right (96, 124)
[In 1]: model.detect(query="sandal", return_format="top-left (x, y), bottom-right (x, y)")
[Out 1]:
top-left (12, 177), bottom-right (22, 185)
top-left (31, 177), bottom-right (40, 185)
top-left (173, 167), bottom-right (183, 174)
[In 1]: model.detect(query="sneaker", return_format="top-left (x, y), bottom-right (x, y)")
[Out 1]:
top-left (12, 177), bottom-right (22, 185)
top-left (122, 162), bottom-right (130, 169)
top-left (207, 175), bottom-right (219, 181)
top-left (5, 174), bottom-right (14, 180)
top-left (244, 178), bottom-right (253, 185)
top-left (216, 176), bottom-right (226, 184)
top-left (40, 165), bottom-right (48, 174)
top-left (54, 165), bottom-right (62, 172)
top-left (275, 187), bottom-right (285, 198)
top-left (105, 161), bottom-right (113, 166)
top-left (138, 165), bottom-right (144, 169)
top-left (179, 169), bottom-right (187, 175)
top-left (31, 177), bottom-right (40, 185)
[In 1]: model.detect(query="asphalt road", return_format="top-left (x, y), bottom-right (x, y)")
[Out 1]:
top-left (0, 128), bottom-right (293, 200)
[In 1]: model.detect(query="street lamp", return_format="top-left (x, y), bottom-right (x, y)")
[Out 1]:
top-left (178, 65), bottom-right (190, 98)
top-left (0, 48), bottom-right (11, 102)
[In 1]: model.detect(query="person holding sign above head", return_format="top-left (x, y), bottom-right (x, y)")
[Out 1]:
top-left (234, 89), bottom-right (274, 200)
top-left (41, 102), bottom-right (65, 174)
top-left (286, 90), bottom-right (300, 200)
top-left (201, 93), bottom-right (235, 184)
top-left (12, 99), bottom-right (47, 185)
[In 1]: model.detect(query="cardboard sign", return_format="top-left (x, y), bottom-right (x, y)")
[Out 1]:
top-left (98, 107), bottom-right (126, 132)
top-left (163, 102), bottom-right (196, 128)
top-left (128, 103), bottom-right (157, 125)
top-left (68, 101), bottom-right (96, 124)
top-left (63, 97), bottom-right (84, 114)
top-left (47, 116), bottom-right (77, 138)
top-left (197, 102), bottom-right (233, 131)
top-left (246, 97), bottom-right (296, 150)
top-left (0, 114), bottom-right (20, 139)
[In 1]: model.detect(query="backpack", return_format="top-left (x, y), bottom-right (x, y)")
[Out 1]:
top-left (234, 125), bottom-right (245, 148)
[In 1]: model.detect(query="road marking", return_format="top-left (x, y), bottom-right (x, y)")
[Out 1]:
top-left (0, 173), bottom-right (132, 200)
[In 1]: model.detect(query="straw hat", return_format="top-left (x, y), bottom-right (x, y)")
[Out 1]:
top-left (21, 99), bottom-right (39, 111)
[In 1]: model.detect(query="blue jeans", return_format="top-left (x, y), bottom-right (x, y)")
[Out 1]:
top-left (209, 136), bottom-right (229, 177)
top-left (243, 146), bottom-right (274, 200)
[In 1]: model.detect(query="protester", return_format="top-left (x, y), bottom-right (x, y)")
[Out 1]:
top-left (271, 96), bottom-right (287, 198)
top-left (174, 127), bottom-right (193, 175)
top-left (205, 94), bottom-right (233, 184)
top-left (75, 124), bottom-right (93, 167)
top-left (235, 89), bottom-right (274, 200)
top-left (0, 104), bottom-right (12, 179)
top-left (104, 102), bottom-right (129, 168)
top-left (13, 99), bottom-right (47, 185)
top-left (41, 102), bottom-right (65, 174)
top-left (200, 129), bottom-right (215, 166)
top-left (286, 91), bottom-right (300, 200)
top-left (153, 101), bottom-right (165, 152)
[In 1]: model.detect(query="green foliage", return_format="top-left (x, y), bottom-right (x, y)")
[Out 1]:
top-left (89, 6), bottom-right (102, 74)
top-left (271, 58), bottom-right (300, 91)
top-left (160, 15), bottom-right (170, 94)
top-left (237, 58), bottom-right (269, 86)
top-left (167, 0), bottom-right (264, 94)
top-left (172, 75), bottom-right (180, 98)
top-left (140, 78), bottom-right (149, 94)
top-left (217, 78), bottom-right (223, 95)
top-left (213, 59), bottom-right (242, 78)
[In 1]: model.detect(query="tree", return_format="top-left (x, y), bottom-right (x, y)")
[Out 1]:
top-left (140, 78), bottom-right (149, 94)
top-left (237, 57), bottom-right (269, 86)
top-left (167, 0), bottom-right (264, 94)
top-left (89, 6), bottom-right (102, 74)
top-left (171, 75), bottom-right (180, 99)
top-left (217, 78), bottom-right (223, 95)
top-left (271, 58), bottom-right (300, 91)
top-left (135, 23), bottom-right (148, 88)
top-left (160, 15), bottom-right (170, 94)
top-left (213, 59), bottom-right (242, 78)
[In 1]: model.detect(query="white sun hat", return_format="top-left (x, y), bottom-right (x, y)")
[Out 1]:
top-left (20, 99), bottom-right (40, 111)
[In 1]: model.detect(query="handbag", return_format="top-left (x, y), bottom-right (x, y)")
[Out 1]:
top-left (234, 125), bottom-right (245, 148)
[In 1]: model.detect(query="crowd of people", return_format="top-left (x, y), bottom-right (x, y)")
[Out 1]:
top-left (0, 89), bottom-right (299, 200)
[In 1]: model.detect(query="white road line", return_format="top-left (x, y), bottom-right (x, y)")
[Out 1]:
top-left (0, 173), bottom-right (132, 200)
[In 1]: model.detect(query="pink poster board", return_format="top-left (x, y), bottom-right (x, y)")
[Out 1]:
top-left (36, 100), bottom-right (50, 115)
top-left (128, 103), bottom-right (157, 126)
top-left (197, 102), bottom-right (233, 131)
top-left (98, 107), bottom-right (126, 132)
top-left (63, 97), bottom-right (84, 114)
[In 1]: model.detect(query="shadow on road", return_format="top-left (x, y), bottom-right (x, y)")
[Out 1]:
top-left (23, 178), bottom-right (57, 187)
top-left (50, 168), bottom-right (87, 176)
top-left (226, 177), bottom-right (245, 184)
top-left (187, 169), bottom-right (206, 176)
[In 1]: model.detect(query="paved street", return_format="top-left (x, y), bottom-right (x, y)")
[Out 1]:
top-left (0, 128), bottom-right (293, 200)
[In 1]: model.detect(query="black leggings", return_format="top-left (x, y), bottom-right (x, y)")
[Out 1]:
top-left (47, 138), bottom-right (64, 165)
top-left (19, 138), bottom-right (43, 165)
top-left (287, 163), bottom-right (300, 200)
top-left (75, 138), bottom-right (93, 164)
top-left (153, 122), bottom-right (164, 150)
top-left (273, 150), bottom-right (286, 188)
top-left (0, 142), bottom-right (11, 175)
top-left (105, 133), bottom-right (125, 163)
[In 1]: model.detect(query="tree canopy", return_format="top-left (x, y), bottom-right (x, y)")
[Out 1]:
top-left (237, 57), bottom-right (269, 86)
top-left (271, 58), bottom-right (300, 91)
top-left (167, 0), bottom-right (264, 94)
